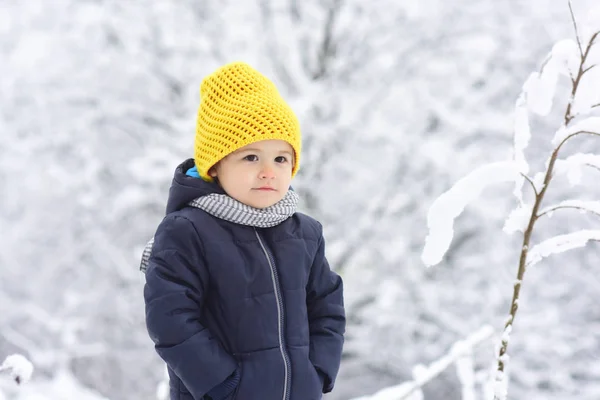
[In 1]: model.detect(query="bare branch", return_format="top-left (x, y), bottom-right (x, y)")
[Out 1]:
top-left (568, 0), bottom-right (584, 58)
top-left (370, 326), bottom-right (494, 400)
top-left (592, 103), bottom-right (600, 109)
top-left (520, 173), bottom-right (539, 197)
top-left (587, 164), bottom-right (600, 172)
top-left (494, 112), bottom-right (600, 384)
top-left (538, 204), bottom-right (600, 219)
top-left (556, 130), bottom-right (600, 153)
top-left (582, 64), bottom-right (597, 75)
top-left (585, 32), bottom-right (600, 57)
top-left (564, 31), bottom-right (599, 124)
top-left (494, 10), bottom-right (599, 396)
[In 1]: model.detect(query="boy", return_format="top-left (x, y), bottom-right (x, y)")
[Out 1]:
top-left (141, 62), bottom-right (346, 400)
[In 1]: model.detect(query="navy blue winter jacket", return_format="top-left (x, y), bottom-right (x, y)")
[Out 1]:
top-left (144, 159), bottom-right (346, 400)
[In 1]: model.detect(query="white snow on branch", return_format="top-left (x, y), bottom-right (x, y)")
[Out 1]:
top-left (422, 162), bottom-right (521, 267)
top-left (0, 369), bottom-right (108, 400)
top-left (551, 39), bottom-right (580, 77)
top-left (493, 369), bottom-right (509, 400)
top-left (552, 117), bottom-right (600, 146)
top-left (554, 153), bottom-right (600, 186)
top-left (351, 326), bottom-right (494, 400)
top-left (350, 381), bottom-right (424, 400)
top-left (527, 230), bottom-right (600, 267)
top-left (455, 351), bottom-right (476, 400)
top-left (513, 94), bottom-right (531, 176)
top-left (580, 7), bottom-right (600, 51)
top-left (500, 325), bottom-right (512, 345)
top-left (572, 67), bottom-right (600, 116)
top-left (512, 94), bottom-right (531, 202)
top-left (538, 199), bottom-right (600, 218)
top-left (523, 58), bottom-right (558, 116)
top-left (503, 203), bottom-right (533, 234)
top-left (491, 323), bottom-right (513, 400)
top-left (0, 354), bottom-right (33, 385)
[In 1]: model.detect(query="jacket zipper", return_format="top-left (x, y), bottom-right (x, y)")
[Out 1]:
top-left (254, 229), bottom-right (291, 400)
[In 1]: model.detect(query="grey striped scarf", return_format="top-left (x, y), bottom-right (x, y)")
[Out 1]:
top-left (139, 190), bottom-right (299, 273)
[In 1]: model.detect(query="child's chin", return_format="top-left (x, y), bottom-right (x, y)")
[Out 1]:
top-left (246, 195), bottom-right (281, 209)
top-left (249, 200), bottom-right (278, 209)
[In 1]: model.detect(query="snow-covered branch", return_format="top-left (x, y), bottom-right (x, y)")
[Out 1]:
top-left (423, 4), bottom-right (600, 400)
top-left (0, 355), bottom-right (33, 385)
top-left (568, 1), bottom-right (584, 57)
top-left (552, 117), bottom-right (600, 146)
top-left (554, 153), bottom-right (600, 185)
top-left (350, 326), bottom-right (494, 400)
top-left (564, 29), bottom-right (599, 124)
top-left (527, 230), bottom-right (600, 267)
top-left (422, 162), bottom-right (521, 267)
top-left (537, 200), bottom-right (600, 219)
top-left (520, 173), bottom-right (539, 197)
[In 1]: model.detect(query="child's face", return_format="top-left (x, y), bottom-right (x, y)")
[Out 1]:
top-left (210, 139), bottom-right (295, 209)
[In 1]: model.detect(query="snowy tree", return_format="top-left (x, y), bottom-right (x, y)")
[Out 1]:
top-left (2, 0), bottom-right (600, 399)
top-left (0, 355), bottom-right (33, 385)
top-left (422, 3), bottom-right (600, 399)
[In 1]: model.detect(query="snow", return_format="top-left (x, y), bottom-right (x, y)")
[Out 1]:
top-left (512, 94), bottom-right (531, 202)
top-left (351, 326), bottom-right (494, 400)
top-left (455, 351), bottom-right (476, 400)
top-left (551, 39), bottom-right (580, 77)
top-left (1, 370), bottom-right (109, 400)
top-left (422, 161), bottom-right (521, 267)
top-left (527, 230), bottom-right (600, 267)
top-left (501, 325), bottom-right (512, 344)
top-left (0, 355), bottom-right (33, 384)
top-left (492, 370), bottom-right (509, 400)
top-left (552, 117), bottom-right (600, 145)
top-left (523, 59), bottom-right (558, 116)
top-left (350, 382), bottom-right (424, 400)
top-left (538, 199), bottom-right (600, 218)
top-left (579, 6), bottom-right (600, 50)
top-left (2, 1), bottom-right (600, 400)
top-left (156, 367), bottom-right (169, 400)
top-left (503, 203), bottom-right (532, 234)
top-left (572, 67), bottom-right (600, 115)
top-left (513, 94), bottom-right (531, 174)
top-left (554, 152), bottom-right (600, 185)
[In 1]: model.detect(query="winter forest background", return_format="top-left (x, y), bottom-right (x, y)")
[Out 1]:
top-left (1, 0), bottom-right (599, 399)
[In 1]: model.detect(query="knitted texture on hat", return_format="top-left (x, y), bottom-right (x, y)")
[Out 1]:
top-left (195, 62), bottom-right (302, 182)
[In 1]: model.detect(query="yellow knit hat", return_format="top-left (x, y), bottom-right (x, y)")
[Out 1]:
top-left (194, 61), bottom-right (301, 182)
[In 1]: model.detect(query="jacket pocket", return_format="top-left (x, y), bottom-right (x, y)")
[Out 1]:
top-left (228, 363), bottom-right (243, 400)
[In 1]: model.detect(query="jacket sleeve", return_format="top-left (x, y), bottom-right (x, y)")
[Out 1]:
top-left (144, 215), bottom-right (237, 400)
top-left (306, 230), bottom-right (346, 393)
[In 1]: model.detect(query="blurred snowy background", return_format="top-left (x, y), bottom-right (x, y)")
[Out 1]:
top-left (1, 0), bottom-right (600, 399)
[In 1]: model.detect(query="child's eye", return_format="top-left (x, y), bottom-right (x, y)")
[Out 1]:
top-left (275, 156), bottom-right (288, 163)
top-left (243, 155), bottom-right (258, 162)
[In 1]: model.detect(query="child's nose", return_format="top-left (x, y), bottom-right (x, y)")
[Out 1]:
top-left (259, 164), bottom-right (276, 179)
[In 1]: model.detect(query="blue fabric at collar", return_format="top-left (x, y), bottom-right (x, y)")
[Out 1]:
top-left (186, 166), bottom-right (200, 178)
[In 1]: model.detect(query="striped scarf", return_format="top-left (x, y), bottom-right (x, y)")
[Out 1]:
top-left (139, 190), bottom-right (299, 272)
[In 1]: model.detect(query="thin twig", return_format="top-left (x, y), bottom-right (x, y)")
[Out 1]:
top-left (587, 164), bottom-right (600, 172)
top-left (568, 0), bottom-right (584, 58)
top-left (592, 103), bottom-right (600, 109)
top-left (565, 32), bottom-right (599, 124)
top-left (494, 11), bottom-right (599, 400)
top-left (494, 56), bottom-right (600, 388)
top-left (557, 131), bottom-right (600, 153)
top-left (520, 173), bottom-right (539, 197)
top-left (582, 64), bottom-right (597, 75)
top-left (538, 205), bottom-right (600, 219)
